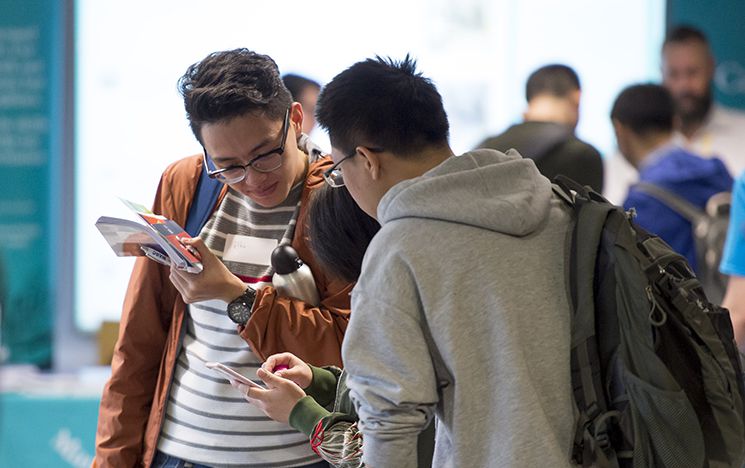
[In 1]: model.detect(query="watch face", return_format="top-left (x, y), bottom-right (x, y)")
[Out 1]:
top-left (226, 287), bottom-right (256, 325)
top-left (227, 302), bottom-right (251, 325)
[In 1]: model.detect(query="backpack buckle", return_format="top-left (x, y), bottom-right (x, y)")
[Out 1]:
top-left (572, 403), bottom-right (602, 464)
top-left (593, 423), bottom-right (612, 452)
top-left (575, 410), bottom-right (620, 466)
top-left (592, 410), bottom-right (621, 453)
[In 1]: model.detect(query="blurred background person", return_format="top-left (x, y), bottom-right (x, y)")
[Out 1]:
top-left (719, 171), bottom-right (745, 351)
top-left (663, 25), bottom-right (745, 178)
top-left (612, 83), bottom-right (732, 276)
top-left (605, 23), bottom-right (745, 204)
top-left (283, 73), bottom-right (322, 136)
top-left (476, 64), bottom-right (603, 192)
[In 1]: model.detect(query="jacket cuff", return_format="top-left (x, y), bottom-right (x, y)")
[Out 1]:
top-left (289, 396), bottom-right (331, 437)
top-left (304, 365), bottom-right (338, 407)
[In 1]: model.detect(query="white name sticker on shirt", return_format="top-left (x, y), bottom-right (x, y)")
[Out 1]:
top-left (222, 235), bottom-right (278, 266)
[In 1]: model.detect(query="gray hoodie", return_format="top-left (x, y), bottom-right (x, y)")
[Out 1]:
top-left (342, 149), bottom-right (575, 467)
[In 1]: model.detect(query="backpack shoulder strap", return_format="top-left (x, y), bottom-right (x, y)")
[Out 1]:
top-left (184, 165), bottom-right (223, 237)
top-left (633, 181), bottom-right (704, 223)
top-left (554, 175), bottom-right (621, 468)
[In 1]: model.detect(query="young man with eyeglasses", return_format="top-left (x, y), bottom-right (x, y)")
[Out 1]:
top-left (94, 49), bottom-right (351, 468)
top-left (311, 56), bottom-right (575, 467)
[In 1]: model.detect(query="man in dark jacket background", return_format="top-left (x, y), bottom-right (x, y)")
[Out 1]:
top-left (477, 63), bottom-right (604, 192)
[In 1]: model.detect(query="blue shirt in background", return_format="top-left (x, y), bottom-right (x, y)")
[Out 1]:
top-left (721, 171), bottom-right (745, 276)
top-left (624, 145), bottom-right (733, 273)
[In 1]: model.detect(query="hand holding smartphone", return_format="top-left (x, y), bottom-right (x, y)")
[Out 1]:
top-left (205, 362), bottom-right (265, 388)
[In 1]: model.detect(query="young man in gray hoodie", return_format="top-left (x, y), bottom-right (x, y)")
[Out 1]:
top-left (313, 56), bottom-right (576, 467)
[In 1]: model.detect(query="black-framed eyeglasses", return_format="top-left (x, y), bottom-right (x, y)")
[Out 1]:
top-left (323, 146), bottom-right (384, 188)
top-left (323, 151), bottom-right (357, 188)
top-left (203, 107), bottom-right (291, 184)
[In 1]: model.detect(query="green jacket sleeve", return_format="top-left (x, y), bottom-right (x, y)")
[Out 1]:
top-left (288, 367), bottom-right (364, 466)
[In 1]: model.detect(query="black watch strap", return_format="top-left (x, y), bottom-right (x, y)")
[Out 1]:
top-left (227, 286), bottom-right (256, 325)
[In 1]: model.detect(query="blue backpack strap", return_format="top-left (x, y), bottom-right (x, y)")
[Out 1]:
top-left (184, 165), bottom-right (223, 237)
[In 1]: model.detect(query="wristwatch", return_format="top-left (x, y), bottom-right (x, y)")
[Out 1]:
top-left (227, 286), bottom-right (257, 325)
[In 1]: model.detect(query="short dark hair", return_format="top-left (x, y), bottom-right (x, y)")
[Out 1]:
top-left (282, 74), bottom-right (321, 101)
top-left (525, 64), bottom-right (581, 102)
top-left (178, 49), bottom-right (292, 144)
top-left (316, 55), bottom-right (449, 157)
top-left (610, 83), bottom-right (674, 136)
top-left (308, 184), bottom-right (380, 283)
top-left (663, 25), bottom-right (709, 49)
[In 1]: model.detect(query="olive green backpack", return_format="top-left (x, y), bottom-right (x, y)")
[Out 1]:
top-left (553, 176), bottom-right (745, 468)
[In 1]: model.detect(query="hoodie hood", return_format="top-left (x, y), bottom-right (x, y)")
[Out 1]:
top-left (639, 146), bottom-right (733, 196)
top-left (377, 149), bottom-right (553, 237)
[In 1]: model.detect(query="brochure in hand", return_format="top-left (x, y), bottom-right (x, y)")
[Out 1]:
top-left (95, 198), bottom-right (203, 273)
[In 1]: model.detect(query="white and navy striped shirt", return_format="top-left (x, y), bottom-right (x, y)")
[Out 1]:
top-left (157, 182), bottom-right (322, 467)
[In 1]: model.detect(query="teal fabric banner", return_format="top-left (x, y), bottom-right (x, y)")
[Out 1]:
top-left (667, 0), bottom-right (745, 111)
top-left (0, 393), bottom-right (98, 467)
top-left (0, 0), bottom-right (64, 366)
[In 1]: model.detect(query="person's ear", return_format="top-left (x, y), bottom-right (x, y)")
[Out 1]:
top-left (570, 89), bottom-right (581, 109)
top-left (611, 119), bottom-right (636, 164)
top-left (611, 119), bottom-right (625, 140)
top-left (289, 102), bottom-right (304, 138)
top-left (356, 146), bottom-right (383, 181)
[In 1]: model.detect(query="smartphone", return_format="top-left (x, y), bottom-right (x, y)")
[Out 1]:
top-left (205, 362), bottom-right (264, 388)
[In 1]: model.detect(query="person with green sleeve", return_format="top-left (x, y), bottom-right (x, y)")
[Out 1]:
top-left (232, 185), bottom-right (434, 467)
